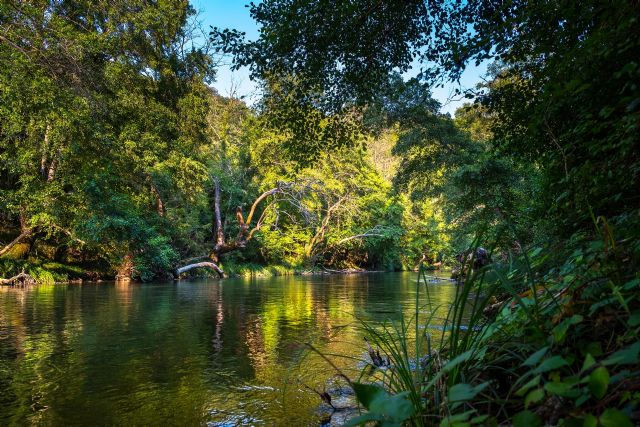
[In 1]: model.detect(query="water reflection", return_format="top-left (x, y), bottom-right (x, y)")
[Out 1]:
top-left (0, 272), bottom-right (463, 425)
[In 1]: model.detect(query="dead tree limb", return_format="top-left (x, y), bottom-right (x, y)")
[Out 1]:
top-left (176, 261), bottom-right (225, 278)
top-left (0, 271), bottom-right (36, 286)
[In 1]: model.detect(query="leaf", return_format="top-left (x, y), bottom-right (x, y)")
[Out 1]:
top-left (351, 382), bottom-right (414, 424)
top-left (544, 381), bottom-right (580, 398)
top-left (582, 414), bottom-right (597, 427)
top-left (448, 382), bottom-right (489, 403)
top-left (516, 375), bottom-right (541, 397)
top-left (470, 414), bottom-right (489, 423)
top-left (622, 278), bottom-right (640, 291)
top-left (575, 394), bottom-right (590, 407)
top-left (628, 312), bottom-right (640, 327)
top-left (524, 388), bottom-right (544, 408)
top-left (352, 382), bottom-right (386, 410)
top-left (522, 346), bottom-right (549, 367)
top-left (532, 356), bottom-right (568, 374)
top-left (581, 354), bottom-right (596, 372)
top-left (370, 392), bottom-right (414, 422)
top-left (552, 315), bottom-right (583, 343)
top-left (439, 410), bottom-right (475, 426)
top-left (599, 409), bottom-right (633, 427)
top-left (588, 367), bottom-right (609, 399)
top-left (602, 341), bottom-right (640, 366)
top-left (513, 410), bottom-right (541, 427)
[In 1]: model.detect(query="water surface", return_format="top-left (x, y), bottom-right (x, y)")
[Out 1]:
top-left (0, 272), bottom-right (460, 426)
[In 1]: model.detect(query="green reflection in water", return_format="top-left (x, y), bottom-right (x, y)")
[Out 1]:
top-left (0, 272), bottom-right (464, 426)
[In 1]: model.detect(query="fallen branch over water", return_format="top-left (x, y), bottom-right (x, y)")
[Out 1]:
top-left (175, 261), bottom-right (225, 278)
top-left (0, 271), bottom-right (36, 286)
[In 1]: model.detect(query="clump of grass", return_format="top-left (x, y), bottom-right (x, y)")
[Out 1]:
top-left (221, 260), bottom-right (301, 277)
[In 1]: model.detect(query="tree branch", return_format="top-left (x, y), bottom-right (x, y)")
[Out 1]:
top-left (0, 228), bottom-right (33, 257)
top-left (175, 261), bottom-right (225, 278)
top-left (0, 271), bottom-right (36, 286)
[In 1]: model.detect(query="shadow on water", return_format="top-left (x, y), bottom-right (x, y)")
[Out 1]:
top-left (0, 272), bottom-right (465, 425)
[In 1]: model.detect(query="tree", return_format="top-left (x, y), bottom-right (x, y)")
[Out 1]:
top-left (0, 0), bottom-right (216, 281)
top-left (213, 0), bottom-right (640, 236)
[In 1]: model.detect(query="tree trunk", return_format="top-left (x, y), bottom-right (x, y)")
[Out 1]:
top-left (175, 181), bottom-right (291, 279)
top-left (47, 148), bottom-right (60, 182)
top-left (40, 123), bottom-right (51, 179)
top-left (213, 176), bottom-right (225, 248)
top-left (115, 254), bottom-right (133, 281)
top-left (150, 182), bottom-right (165, 216)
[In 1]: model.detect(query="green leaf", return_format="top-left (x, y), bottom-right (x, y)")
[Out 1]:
top-left (516, 375), bottom-right (541, 397)
top-left (628, 312), bottom-right (640, 327)
top-left (599, 409), bottom-right (632, 427)
top-left (581, 354), bottom-right (596, 372)
top-left (351, 382), bottom-right (414, 424)
top-left (552, 315), bottom-right (583, 343)
top-left (532, 356), bottom-right (568, 374)
top-left (603, 341), bottom-right (640, 366)
top-left (439, 410), bottom-right (475, 426)
top-left (524, 388), bottom-right (544, 408)
top-left (448, 382), bottom-right (489, 403)
top-left (544, 381), bottom-right (580, 398)
top-left (584, 342), bottom-right (603, 357)
top-left (513, 410), bottom-right (541, 427)
top-left (582, 414), bottom-right (597, 427)
top-left (352, 382), bottom-right (386, 410)
top-left (622, 278), bottom-right (640, 291)
top-left (523, 347), bottom-right (549, 367)
top-left (370, 392), bottom-right (414, 422)
top-left (575, 394), bottom-right (590, 407)
top-left (470, 414), bottom-right (489, 423)
top-left (588, 367), bottom-right (609, 399)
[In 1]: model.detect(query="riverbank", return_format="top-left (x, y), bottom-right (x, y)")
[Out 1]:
top-left (0, 259), bottom-right (411, 286)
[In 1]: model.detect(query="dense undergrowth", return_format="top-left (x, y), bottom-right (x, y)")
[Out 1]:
top-left (340, 214), bottom-right (640, 426)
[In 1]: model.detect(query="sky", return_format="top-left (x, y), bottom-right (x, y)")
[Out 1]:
top-left (192, 0), bottom-right (486, 116)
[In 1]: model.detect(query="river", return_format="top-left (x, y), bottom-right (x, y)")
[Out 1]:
top-left (0, 272), bottom-right (460, 426)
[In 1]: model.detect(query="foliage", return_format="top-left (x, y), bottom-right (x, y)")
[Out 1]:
top-left (222, 1), bottom-right (639, 424)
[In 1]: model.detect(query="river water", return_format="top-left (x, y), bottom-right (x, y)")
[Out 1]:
top-left (0, 272), bottom-right (460, 426)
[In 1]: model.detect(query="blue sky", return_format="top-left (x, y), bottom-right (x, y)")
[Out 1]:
top-left (192, 0), bottom-right (486, 116)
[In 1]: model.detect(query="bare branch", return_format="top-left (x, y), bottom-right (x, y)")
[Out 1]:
top-left (176, 261), bottom-right (225, 278)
